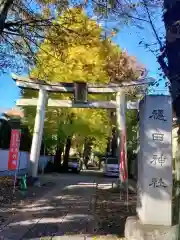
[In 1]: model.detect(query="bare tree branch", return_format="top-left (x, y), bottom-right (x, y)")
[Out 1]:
top-left (0, 0), bottom-right (14, 34)
top-left (142, 0), bottom-right (163, 49)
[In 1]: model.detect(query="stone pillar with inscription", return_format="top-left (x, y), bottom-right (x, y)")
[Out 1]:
top-left (137, 95), bottom-right (172, 226)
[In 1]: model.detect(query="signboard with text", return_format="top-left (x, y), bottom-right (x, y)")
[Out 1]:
top-left (8, 129), bottom-right (21, 170)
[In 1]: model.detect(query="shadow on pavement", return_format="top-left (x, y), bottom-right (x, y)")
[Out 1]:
top-left (0, 172), bottom-right (134, 239)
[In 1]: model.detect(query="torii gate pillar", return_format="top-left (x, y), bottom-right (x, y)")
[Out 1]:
top-left (29, 89), bottom-right (48, 178)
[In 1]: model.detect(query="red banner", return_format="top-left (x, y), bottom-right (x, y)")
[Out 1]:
top-left (8, 129), bottom-right (21, 170)
top-left (120, 131), bottom-right (128, 182)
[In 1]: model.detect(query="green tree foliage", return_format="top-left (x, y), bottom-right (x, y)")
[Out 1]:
top-left (126, 109), bottom-right (138, 152)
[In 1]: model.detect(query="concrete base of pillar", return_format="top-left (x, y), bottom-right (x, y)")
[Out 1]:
top-left (125, 216), bottom-right (178, 240)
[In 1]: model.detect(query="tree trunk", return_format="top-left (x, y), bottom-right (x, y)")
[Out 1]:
top-left (111, 126), bottom-right (117, 157)
top-left (106, 137), bottom-right (111, 153)
top-left (54, 143), bottom-right (64, 172)
top-left (83, 137), bottom-right (93, 168)
top-left (63, 136), bottom-right (72, 171)
top-left (0, 0), bottom-right (14, 34)
top-left (109, 110), bottom-right (117, 157)
top-left (164, 0), bottom-right (180, 119)
top-left (164, 0), bottom-right (180, 232)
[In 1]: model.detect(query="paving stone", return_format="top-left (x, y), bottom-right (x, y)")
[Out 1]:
top-left (0, 173), bottom-right (129, 240)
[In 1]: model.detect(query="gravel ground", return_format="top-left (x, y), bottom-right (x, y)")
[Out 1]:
top-left (94, 186), bottom-right (137, 239)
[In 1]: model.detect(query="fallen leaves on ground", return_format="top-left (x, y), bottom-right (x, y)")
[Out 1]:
top-left (94, 186), bottom-right (136, 238)
top-left (0, 177), bottom-right (55, 226)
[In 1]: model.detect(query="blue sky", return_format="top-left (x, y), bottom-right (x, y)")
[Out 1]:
top-left (0, 73), bottom-right (20, 109)
top-left (0, 12), bottom-right (167, 109)
top-left (114, 25), bottom-right (167, 93)
top-left (115, 27), bottom-right (159, 77)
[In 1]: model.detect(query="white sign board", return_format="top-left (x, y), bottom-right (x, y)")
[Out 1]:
top-left (137, 95), bottom-right (172, 226)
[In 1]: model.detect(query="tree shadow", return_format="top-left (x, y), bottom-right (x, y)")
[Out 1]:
top-left (0, 173), bottom-right (124, 239)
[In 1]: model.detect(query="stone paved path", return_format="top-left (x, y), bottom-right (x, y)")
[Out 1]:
top-left (0, 173), bottom-right (98, 239)
top-left (0, 172), bottom-right (135, 239)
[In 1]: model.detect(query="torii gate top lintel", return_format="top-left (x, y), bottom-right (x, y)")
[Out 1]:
top-left (12, 74), bottom-right (155, 94)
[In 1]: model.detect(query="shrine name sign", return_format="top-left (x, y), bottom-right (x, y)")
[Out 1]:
top-left (137, 95), bottom-right (172, 226)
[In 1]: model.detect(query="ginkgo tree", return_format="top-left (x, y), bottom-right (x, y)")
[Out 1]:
top-left (21, 6), bottom-right (143, 171)
top-left (31, 7), bottom-right (110, 83)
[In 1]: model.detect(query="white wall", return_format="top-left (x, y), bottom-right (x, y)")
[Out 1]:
top-left (0, 149), bottom-right (53, 175)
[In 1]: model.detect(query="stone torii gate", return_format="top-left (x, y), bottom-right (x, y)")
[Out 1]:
top-left (12, 74), bottom-right (174, 238)
top-left (12, 74), bottom-right (154, 179)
